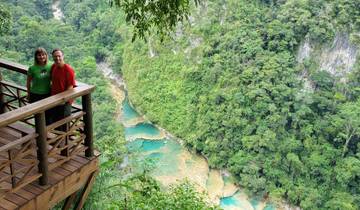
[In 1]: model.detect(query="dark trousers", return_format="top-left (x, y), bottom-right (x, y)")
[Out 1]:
top-left (49, 103), bottom-right (72, 129)
top-left (29, 93), bottom-right (50, 103)
top-left (29, 92), bottom-right (51, 125)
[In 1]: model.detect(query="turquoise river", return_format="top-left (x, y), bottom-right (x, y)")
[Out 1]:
top-left (97, 62), bottom-right (287, 210)
top-left (120, 98), bottom-right (277, 210)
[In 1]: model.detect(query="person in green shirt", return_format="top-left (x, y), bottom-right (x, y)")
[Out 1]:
top-left (26, 47), bottom-right (51, 103)
top-left (27, 47), bottom-right (52, 124)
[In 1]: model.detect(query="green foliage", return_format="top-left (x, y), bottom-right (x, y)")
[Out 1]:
top-left (0, 4), bottom-right (11, 35)
top-left (87, 172), bottom-right (218, 210)
top-left (109, 0), bottom-right (202, 41)
top-left (122, 0), bottom-right (360, 208)
top-left (2, 0), bottom-right (360, 208)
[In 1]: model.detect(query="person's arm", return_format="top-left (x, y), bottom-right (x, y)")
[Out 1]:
top-left (66, 65), bottom-right (76, 90)
top-left (26, 72), bottom-right (32, 100)
top-left (66, 85), bottom-right (73, 90)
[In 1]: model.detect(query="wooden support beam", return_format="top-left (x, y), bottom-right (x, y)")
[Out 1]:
top-left (74, 170), bottom-right (99, 210)
top-left (35, 112), bottom-right (49, 185)
top-left (62, 191), bottom-right (78, 210)
top-left (82, 94), bottom-right (94, 157)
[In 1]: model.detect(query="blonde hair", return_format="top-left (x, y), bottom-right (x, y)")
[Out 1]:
top-left (34, 47), bottom-right (48, 65)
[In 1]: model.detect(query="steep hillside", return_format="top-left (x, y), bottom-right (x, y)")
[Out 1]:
top-left (122, 0), bottom-right (360, 209)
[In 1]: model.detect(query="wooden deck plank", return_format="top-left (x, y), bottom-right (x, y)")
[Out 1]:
top-left (53, 167), bottom-right (71, 177)
top-left (15, 188), bottom-right (37, 200)
top-left (49, 169), bottom-right (65, 182)
top-left (0, 198), bottom-right (18, 210)
top-left (0, 136), bottom-right (13, 145)
top-left (1, 180), bottom-right (36, 201)
top-left (66, 158), bottom-right (83, 168)
top-left (8, 122), bottom-right (35, 135)
top-left (1, 182), bottom-right (32, 205)
top-left (4, 192), bottom-right (27, 206)
top-left (21, 183), bottom-right (43, 195)
top-left (0, 127), bottom-right (22, 139)
top-left (61, 162), bottom-right (78, 172)
top-left (0, 127), bottom-right (21, 141)
top-left (73, 155), bottom-right (91, 164)
top-left (0, 154), bottom-right (99, 210)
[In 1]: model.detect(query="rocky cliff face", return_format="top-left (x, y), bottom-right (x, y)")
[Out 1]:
top-left (297, 33), bottom-right (358, 90)
top-left (297, 33), bottom-right (358, 76)
top-left (319, 33), bottom-right (358, 77)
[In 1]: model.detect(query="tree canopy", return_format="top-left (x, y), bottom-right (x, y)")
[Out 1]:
top-left (109, 0), bottom-right (202, 40)
top-left (122, 0), bottom-right (360, 209)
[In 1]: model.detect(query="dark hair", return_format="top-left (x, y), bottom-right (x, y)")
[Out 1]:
top-left (52, 48), bottom-right (63, 55)
top-left (34, 47), bottom-right (48, 65)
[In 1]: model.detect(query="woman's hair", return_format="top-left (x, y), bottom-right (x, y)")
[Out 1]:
top-left (34, 47), bottom-right (48, 65)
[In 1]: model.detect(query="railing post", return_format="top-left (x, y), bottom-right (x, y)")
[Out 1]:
top-left (8, 150), bottom-right (16, 188)
top-left (82, 93), bottom-right (94, 157)
top-left (0, 70), bottom-right (4, 114)
top-left (35, 112), bottom-right (49, 185)
top-left (17, 89), bottom-right (21, 107)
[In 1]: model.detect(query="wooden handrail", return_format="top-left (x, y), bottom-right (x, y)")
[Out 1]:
top-left (46, 111), bottom-right (85, 131)
top-left (0, 84), bottom-right (95, 127)
top-left (0, 133), bottom-right (38, 153)
top-left (0, 58), bottom-right (28, 74)
top-left (0, 80), bottom-right (27, 91)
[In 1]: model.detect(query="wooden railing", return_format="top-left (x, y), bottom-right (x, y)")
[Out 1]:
top-left (1, 81), bottom-right (27, 112)
top-left (0, 133), bottom-right (41, 199)
top-left (0, 58), bottom-right (95, 197)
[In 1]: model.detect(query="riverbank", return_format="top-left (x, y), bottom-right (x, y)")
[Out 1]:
top-left (98, 61), bottom-right (284, 210)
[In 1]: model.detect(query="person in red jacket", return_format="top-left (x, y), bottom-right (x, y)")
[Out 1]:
top-left (50, 48), bottom-right (76, 124)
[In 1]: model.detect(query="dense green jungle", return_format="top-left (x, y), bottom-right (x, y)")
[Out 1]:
top-left (0, 0), bottom-right (360, 209)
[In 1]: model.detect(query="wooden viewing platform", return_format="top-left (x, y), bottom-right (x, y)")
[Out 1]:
top-left (0, 58), bottom-right (100, 210)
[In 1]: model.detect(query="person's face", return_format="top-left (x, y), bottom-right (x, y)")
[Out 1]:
top-left (52, 50), bottom-right (64, 66)
top-left (36, 52), bottom-right (47, 65)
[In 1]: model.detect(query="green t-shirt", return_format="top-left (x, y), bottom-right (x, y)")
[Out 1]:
top-left (28, 64), bottom-right (51, 94)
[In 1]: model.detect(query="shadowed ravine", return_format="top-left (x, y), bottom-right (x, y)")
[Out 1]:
top-left (97, 62), bottom-right (278, 210)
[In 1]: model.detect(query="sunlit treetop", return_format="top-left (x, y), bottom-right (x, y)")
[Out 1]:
top-left (109, 0), bottom-right (202, 41)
